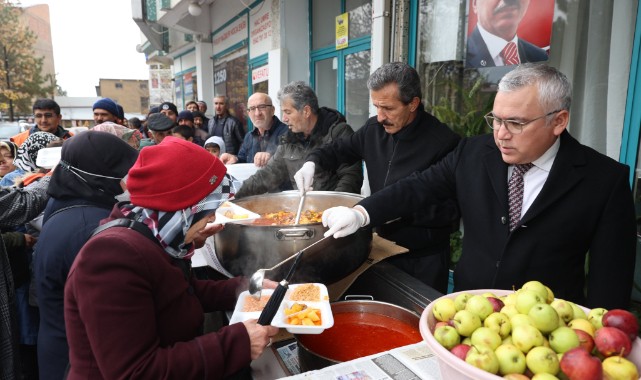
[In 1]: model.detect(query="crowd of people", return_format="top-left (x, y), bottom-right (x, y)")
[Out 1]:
top-left (0, 62), bottom-right (636, 379)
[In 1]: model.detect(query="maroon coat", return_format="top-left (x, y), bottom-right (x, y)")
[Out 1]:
top-left (64, 207), bottom-right (250, 379)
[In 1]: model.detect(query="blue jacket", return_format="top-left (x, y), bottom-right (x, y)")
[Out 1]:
top-left (236, 116), bottom-right (288, 164)
top-left (34, 198), bottom-right (112, 380)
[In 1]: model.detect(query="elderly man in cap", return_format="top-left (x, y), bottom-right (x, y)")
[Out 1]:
top-left (144, 113), bottom-right (175, 147)
top-left (92, 98), bottom-right (121, 126)
top-left (177, 110), bottom-right (208, 146)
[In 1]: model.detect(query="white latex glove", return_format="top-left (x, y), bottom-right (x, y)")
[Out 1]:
top-left (322, 206), bottom-right (367, 238)
top-left (294, 161), bottom-right (315, 195)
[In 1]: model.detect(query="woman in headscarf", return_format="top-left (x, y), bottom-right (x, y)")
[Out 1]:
top-left (0, 132), bottom-right (59, 187)
top-left (63, 137), bottom-right (278, 379)
top-left (34, 131), bottom-right (139, 380)
top-left (91, 121), bottom-right (143, 150)
top-left (0, 141), bottom-right (17, 180)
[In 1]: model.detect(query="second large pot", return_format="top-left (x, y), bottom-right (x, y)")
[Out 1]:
top-left (295, 300), bottom-right (423, 371)
top-left (213, 191), bottom-right (372, 283)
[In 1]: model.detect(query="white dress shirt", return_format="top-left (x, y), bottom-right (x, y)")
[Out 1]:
top-left (477, 24), bottom-right (521, 66)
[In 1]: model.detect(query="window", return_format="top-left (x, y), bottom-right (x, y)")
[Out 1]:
top-left (115, 83), bottom-right (123, 89)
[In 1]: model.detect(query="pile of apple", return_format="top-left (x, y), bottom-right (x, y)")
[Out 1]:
top-left (430, 281), bottom-right (640, 379)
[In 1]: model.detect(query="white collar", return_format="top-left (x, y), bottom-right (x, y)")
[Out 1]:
top-left (477, 24), bottom-right (519, 61)
top-left (531, 137), bottom-right (560, 172)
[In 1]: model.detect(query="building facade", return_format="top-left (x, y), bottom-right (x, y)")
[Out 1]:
top-left (97, 78), bottom-right (150, 115)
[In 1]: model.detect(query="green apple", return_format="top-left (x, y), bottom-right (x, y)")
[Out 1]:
top-left (462, 336), bottom-right (472, 345)
top-left (526, 346), bottom-right (560, 375)
top-left (550, 299), bottom-right (574, 323)
top-left (471, 326), bottom-right (502, 350)
top-left (528, 303), bottom-right (560, 334)
top-left (521, 280), bottom-right (549, 302)
top-left (602, 355), bottom-right (639, 379)
top-left (512, 324), bottom-right (544, 353)
top-left (532, 373), bottom-right (560, 380)
top-left (495, 343), bottom-right (527, 375)
top-left (482, 291), bottom-right (498, 298)
top-left (454, 292), bottom-right (472, 311)
top-left (587, 307), bottom-right (608, 330)
top-left (432, 298), bottom-right (457, 322)
top-left (548, 326), bottom-right (580, 354)
top-left (567, 318), bottom-right (595, 337)
top-left (503, 292), bottom-right (518, 306)
top-left (515, 289), bottom-right (545, 314)
top-left (569, 302), bottom-right (588, 320)
top-left (502, 336), bottom-right (514, 345)
top-left (484, 312), bottom-right (512, 339)
top-left (465, 295), bottom-right (494, 321)
top-left (465, 344), bottom-right (500, 374)
top-left (511, 313), bottom-right (535, 329)
top-left (544, 286), bottom-right (555, 304)
top-left (452, 309), bottom-right (482, 337)
top-left (433, 325), bottom-right (460, 350)
top-left (501, 304), bottom-right (520, 319)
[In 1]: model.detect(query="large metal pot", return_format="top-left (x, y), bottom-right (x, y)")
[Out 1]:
top-left (213, 191), bottom-right (372, 283)
top-left (295, 300), bottom-right (422, 371)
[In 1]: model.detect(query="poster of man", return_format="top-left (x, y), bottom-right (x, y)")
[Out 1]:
top-left (465, 0), bottom-right (554, 69)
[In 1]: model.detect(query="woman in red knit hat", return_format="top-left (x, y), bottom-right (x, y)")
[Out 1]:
top-left (63, 137), bottom-right (279, 379)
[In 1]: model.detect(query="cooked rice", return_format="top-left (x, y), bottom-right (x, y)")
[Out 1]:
top-left (289, 284), bottom-right (320, 302)
top-left (242, 294), bottom-right (271, 312)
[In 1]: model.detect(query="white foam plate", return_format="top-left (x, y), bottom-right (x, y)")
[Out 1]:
top-left (229, 283), bottom-right (334, 334)
top-left (210, 202), bottom-right (260, 225)
top-left (36, 147), bottom-right (62, 169)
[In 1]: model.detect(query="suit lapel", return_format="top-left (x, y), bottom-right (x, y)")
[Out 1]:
top-left (521, 132), bottom-right (585, 225)
top-left (482, 139), bottom-right (509, 210)
top-left (466, 27), bottom-right (496, 68)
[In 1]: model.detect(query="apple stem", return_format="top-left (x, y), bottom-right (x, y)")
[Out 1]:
top-left (618, 347), bottom-right (625, 359)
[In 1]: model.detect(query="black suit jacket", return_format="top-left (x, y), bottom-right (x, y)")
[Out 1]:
top-left (466, 26), bottom-right (549, 68)
top-left (359, 131), bottom-right (636, 309)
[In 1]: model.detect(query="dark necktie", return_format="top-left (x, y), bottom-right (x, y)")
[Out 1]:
top-left (508, 163), bottom-right (534, 231)
top-left (501, 41), bottom-right (520, 66)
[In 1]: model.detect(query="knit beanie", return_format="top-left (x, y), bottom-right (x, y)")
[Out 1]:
top-left (126, 136), bottom-right (227, 211)
top-left (177, 110), bottom-right (194, 122)
top-left (93, 98), bottom-right (120, 118)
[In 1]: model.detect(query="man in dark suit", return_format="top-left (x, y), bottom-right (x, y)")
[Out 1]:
top-left (320, 63), bottom-right (636, 310)
top-left (466, 0), bottom-right (548, 68)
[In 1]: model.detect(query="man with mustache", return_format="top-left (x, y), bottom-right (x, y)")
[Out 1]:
top-left (466, 0), bottom-right (548, 68)
top-left (294, 62), bottom-right (461, 293)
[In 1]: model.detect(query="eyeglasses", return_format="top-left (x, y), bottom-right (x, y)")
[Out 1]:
top-left (34, 112), bottom-right (56, 119)
top-left (246, 104), bottom-right (273, 113)
top-left (484, 110), bottom-right (562, 134)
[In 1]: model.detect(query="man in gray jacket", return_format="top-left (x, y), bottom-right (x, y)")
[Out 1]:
top-left (236, 81), bottom-right (363, 198)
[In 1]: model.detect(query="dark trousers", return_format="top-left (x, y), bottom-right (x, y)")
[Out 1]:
top-left (385, 244), bottom-right (450, 294)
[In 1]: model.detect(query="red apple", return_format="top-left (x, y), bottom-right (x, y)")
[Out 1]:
top-left (434, 321), bottom-right (449, 330)
top-left (450, 343), bottom-right (471, 361)
top-left (594, 326), bottom-right (632, 357)
top-left (559, 347), bottom-right (603, 380)
top-left (486, 296), bottom-right (505, 313)
top-left (602, 309), bottom-right (639, 341)
top-left (573, 328), bottom-right (595, 353)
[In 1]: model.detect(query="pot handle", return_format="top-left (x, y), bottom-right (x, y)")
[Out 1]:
top-left (275, 228), bottom-right (315, 241)
top-left (343, 295), bottom-right (374, 301)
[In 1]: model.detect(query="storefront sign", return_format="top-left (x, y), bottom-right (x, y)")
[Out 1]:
top-left (213, 16), bottom-right (248, 55)
top-left (250, 0), bottom-right (273, 59)
top-left (252, 65), bottom-right (269, 84)
top-left (214, 68), bottom-right (227, 85)
top-left (335, 13), bottom-right (349, 50)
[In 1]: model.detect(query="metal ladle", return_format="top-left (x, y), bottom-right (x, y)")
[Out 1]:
top-left (248, 234), bottom-right (331, 299)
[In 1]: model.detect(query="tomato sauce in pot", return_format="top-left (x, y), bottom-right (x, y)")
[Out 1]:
top-left (297, 311), bottom-right (422, 362)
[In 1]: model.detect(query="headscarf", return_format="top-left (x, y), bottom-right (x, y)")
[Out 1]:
top-left (92, 122), bottom-right (143, 149)
top-left (0, 141), bottom-right (18, 159)
top-left (13, 131), bottom-right (59, 172)
top-left (119, 174), bottom-right (237, 259)
top-left (48, 131), bottom-right (138, 206)
top-left (204, 136), bottom-right (226, 155)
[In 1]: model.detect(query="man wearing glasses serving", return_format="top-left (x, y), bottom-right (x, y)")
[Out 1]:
top-left (320, 63), bottom-right (636, 310)
top-left (219, 92), bottom-right (288, 167)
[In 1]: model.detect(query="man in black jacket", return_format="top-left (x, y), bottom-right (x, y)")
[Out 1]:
top-left (295, 62), bottom-right (461, 293)
top-left (207, 96), bottom-right (245, 155)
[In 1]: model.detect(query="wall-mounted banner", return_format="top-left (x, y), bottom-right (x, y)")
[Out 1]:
top-left (335, 12), bottom-right (349, 50)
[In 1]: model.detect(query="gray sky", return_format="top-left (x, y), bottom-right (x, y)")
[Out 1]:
top-left (18, 0), bottom-right (150, 97)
